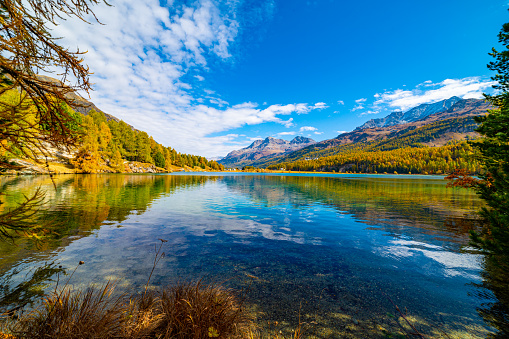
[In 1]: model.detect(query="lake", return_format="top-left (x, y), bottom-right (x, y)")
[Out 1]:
top-left (0, 173), bottom-right (500, 337)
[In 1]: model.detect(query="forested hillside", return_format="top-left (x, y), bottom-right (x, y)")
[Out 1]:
top-left (264, 115), bottom-right (484, 174)
top-left (254, 115), bottom-right (478, 168)
top-left (220, 97), bottom-right (490, 170)
top-left (72, 109), bottom-right (224, 173)
top-left (0, 88), bottom-right (223, 174)
top-left (267, 141), bottom-right (479, 174)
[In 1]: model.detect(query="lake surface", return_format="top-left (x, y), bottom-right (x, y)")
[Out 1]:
top-left (0, 173), bottom-right (500, 337)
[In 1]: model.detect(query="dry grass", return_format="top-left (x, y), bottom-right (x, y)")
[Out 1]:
top-left (11, 281), bottom-right (126, 339)
top-left (153, 281), bottom-right (247, 338)
top-left (127, 281), bottom-right (250, 339)
top-left (2, 281), bottom-right (264, 339)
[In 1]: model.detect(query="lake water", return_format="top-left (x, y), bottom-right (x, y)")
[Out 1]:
top-left (0, 173), bottom-right (500, 337)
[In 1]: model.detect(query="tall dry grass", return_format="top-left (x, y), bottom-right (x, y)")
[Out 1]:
top-left (12, 281), bottom-right (126, 338)
top-left (152, 281), bottom-right (247, 338)
top-left (126, 281), bottom-right (250, 339)
top-left (2, 281), bottom-right (268, 339)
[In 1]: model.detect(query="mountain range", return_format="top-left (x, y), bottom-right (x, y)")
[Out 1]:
top-left (220, 136), bottom-right (315, 168)
top-left (220, 97), bottom-right (492, 168)
top-left (356, 96), bottom-right (462, 129)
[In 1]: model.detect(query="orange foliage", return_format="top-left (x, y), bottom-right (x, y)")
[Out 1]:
top-left (445, 168), bottom-right (480, 188)
top-left (72, 148), bottom-right (101, 173)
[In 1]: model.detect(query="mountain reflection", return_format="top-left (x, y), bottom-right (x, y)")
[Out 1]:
top-left (221, 175), bottom-right (481, 245)
top-left (0, 175), bottom-right (213, 276)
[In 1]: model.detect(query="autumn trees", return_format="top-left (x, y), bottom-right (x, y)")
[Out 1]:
top-left (267, 141), bottom-right (478, 175)
top-left (0, 0), bottom-right (106, 164)
top-left (70, 110), bottom-right (223, 173)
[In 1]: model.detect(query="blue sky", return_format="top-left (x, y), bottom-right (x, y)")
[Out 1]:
top-left (52, 0), bottom-right (508, 159)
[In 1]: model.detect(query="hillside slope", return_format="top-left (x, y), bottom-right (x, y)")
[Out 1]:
top-left (2, 79), bottom-right (223, 174)
top-left (37, 75), bottom-right (124, 125)
top-left (248, 97), bottom-right (491, 168)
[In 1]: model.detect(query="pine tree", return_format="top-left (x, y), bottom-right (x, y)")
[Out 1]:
top-left (153, 151), bottom-right (165, 168)
top-left (459, 17), bottom-right (509, 338)
top-left (469, 20), bottom-right (509, 257)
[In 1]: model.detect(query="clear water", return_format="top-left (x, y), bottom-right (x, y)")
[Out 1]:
top-left (0, 173), bottom-right (498, 337)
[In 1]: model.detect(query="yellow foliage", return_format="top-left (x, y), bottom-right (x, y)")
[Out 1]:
top-left (0, 89), bottom-right (39, 159)
top-left (98, 122), bottom-right (112, 151)
top-left (110, 149), bottom-right (124, 173)
top-left (72, 148), bottom-right (101, 173)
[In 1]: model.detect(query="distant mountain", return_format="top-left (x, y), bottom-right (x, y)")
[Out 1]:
top-left (248, 97), bottom-right (492, 168)
top-left (220, 136), bottom-right (316, 167)
top-left (331, 97), bottom-right (490, 145)
top-left (357, 96), bottom-right (462, 130)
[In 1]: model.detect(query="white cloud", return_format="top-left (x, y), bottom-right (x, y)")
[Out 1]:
top-left (261, 102), bottom-right (327, 116)
top-left (359, 109), bottom-right (381, 116)
top-left (206, 96), bottom-right (229, 107)
top-left (373, 77), bottom-right (496, 112)
top-left (336, 130), bottom-right (349, 134)
top-left (337, 100), bottom-right (344, 105)
top-left (313, 102), bottom-right (328, 109)
top-left (276, 131), bottom-right (296, 136)
top-left (299, 126), bottom-right (317, 132)
top-left (50, 0), bottom-right (310, 158)
top-left (313, 131), bottom-right (323, 135)
top-left (349, 97), bottom-right (368, 111)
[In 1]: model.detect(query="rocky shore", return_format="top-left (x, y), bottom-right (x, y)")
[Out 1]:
top-left (1, 158), bottom-right (181, 175)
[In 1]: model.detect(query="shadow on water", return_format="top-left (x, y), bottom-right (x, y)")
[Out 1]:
top-left (0, 173), bottom-right (507, 337)
top-left (474, 255), bottom-right (509, 339)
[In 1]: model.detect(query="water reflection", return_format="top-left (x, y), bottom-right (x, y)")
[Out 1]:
top-left (0, 173), bottom-right (505, 337)
top-left (221, 175), bottom-right (481, 244)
